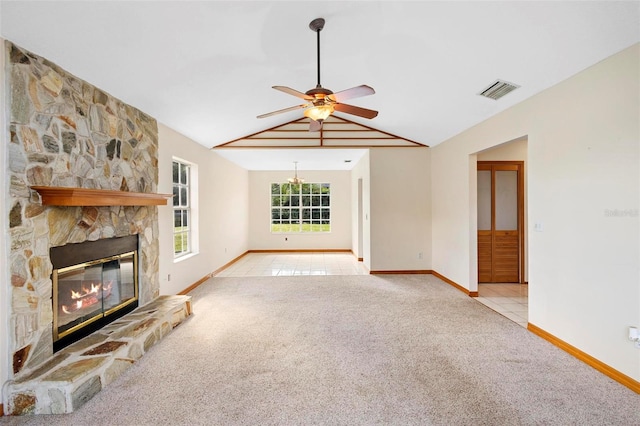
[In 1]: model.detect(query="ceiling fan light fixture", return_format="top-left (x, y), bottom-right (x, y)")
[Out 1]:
top-left (304, 104), bottom-right (334, 121)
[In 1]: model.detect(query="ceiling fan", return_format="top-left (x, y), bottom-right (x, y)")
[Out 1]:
top-left (257, 17), bottom-right (378, 132)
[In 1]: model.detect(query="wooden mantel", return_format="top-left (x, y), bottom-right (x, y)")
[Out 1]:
top-left (31, 186), bottom-right (173, 206)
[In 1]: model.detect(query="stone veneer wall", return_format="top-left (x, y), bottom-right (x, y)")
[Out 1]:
top-left (5, 41), bottom-right (160, 377)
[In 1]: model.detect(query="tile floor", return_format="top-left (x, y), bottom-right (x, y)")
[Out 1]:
top-left (215, 252), bottom-right (528, 327)
top-left (476, 283), bottom-right (529, 327)
top-left (215, 252), bottom-right (369, 277)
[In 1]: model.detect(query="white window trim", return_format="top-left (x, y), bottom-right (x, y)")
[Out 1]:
top-left (172, 157), bottom-right (199, 260)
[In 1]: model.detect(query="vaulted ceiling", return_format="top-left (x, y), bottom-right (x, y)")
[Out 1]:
top-left (1, 1), bottom-right (638, 170)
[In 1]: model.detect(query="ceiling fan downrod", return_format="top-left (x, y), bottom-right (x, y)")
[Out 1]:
top-left (309, 18), bottom-right (325, 89)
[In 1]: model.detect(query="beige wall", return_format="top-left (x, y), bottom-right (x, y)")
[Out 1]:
top-left (248, 170), bottom-right (352, 250)
top-left (369, 148), bottom-right (432, 271)
top-left (158, 124), bottom-right (249, 295)
top-left (477, 138), bottom-right (528, 161)
top-left (351, 152), bottom-right (370, 265)
top-left (432, 44), bottom-right (639, 380)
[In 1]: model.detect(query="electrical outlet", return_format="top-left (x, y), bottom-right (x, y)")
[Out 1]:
top-left (628, 327), bottom-right (640, 349)
top-left (167, 274), bottom-right (171, 282)
top-left (418, 252), bottom-right (423, 259)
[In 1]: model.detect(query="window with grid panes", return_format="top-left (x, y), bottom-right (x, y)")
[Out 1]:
top-left (173, 160), bottom-right (191, 257)
top-left (271, 183), bottom-right (330, 233)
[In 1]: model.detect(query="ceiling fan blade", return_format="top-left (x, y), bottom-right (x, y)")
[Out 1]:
top-left (333, 103), bottom-right (378, 119)
top-left (309, 119), bottom-right (323, 132)
top-left (273, 86), bottom-right (313, 100)
top-left (329, 85), bottom-right (375, 102)
top-left (257, 104), bottom-right (307, 119)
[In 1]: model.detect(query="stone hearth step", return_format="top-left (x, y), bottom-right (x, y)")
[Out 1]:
top-left (3, 295), bottom-right (192, 415)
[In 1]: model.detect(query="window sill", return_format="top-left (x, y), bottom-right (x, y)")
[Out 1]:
top-left (174, 252), bottom-right (199, 264)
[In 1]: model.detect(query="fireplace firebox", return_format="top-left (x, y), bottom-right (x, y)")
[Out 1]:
top-left (50, 235), bottom-right (139, 352)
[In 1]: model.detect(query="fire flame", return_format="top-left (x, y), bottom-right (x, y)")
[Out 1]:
top-left (61, 281), bottom-right (113, 314)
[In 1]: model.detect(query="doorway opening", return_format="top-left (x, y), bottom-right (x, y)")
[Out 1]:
top-left (473, 138), bottom-right (528, 326)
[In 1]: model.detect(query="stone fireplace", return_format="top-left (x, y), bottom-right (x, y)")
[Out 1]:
top-left (4, 39), bottom-right (172, 410)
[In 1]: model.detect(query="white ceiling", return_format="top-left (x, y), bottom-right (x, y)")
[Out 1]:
top-left (1, 1), bottom-right (638, 170)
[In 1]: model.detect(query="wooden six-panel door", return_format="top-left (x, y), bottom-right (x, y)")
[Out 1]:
top-left (477, 162), bottom-right (524, 283)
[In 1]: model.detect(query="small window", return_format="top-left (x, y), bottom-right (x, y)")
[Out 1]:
top-left (173, 160), bottom-right (191, 257)
top-left (271, 183), bottom-right (330, 233)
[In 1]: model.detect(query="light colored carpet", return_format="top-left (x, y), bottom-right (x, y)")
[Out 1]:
top-left (2, 274), bottom-right (639, 425)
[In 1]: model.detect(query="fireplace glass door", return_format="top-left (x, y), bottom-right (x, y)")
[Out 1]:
top-left (53, 251), bottom-right (137, 342)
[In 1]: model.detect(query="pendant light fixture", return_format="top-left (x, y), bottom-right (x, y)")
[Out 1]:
top-left (288, 161), bottom-right (305, 184)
